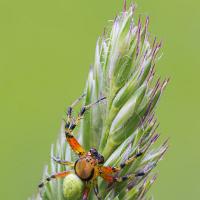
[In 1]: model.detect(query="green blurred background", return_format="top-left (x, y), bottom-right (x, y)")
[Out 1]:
top-left (0, 0), bottom-right (199, 199)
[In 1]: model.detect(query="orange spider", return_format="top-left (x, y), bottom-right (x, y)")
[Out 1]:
top-left (38, 95), bottom-right (145, 200)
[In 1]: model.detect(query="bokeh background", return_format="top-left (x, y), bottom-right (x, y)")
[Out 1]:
top-left (0, 0), bottom-right (199, 199)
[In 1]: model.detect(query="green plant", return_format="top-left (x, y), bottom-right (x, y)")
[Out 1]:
top-left (31, 2), bottom-right (169, 200)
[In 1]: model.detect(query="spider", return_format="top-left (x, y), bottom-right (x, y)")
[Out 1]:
top-left (38, 94), bottom-right (145, 200)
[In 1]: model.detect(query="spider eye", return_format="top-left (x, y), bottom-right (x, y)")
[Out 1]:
top-left (98, 155), bottom-right (104, 164)
top-left (90, 148), bottom-right (98, 155)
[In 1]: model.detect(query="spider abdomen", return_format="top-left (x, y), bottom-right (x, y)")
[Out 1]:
top-left (74, 157), bottom-right (95, 181)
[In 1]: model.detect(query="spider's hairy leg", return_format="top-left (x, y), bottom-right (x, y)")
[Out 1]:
top-left (66, 93), bottom-right (86, 126)
top-left (65, 133), bottom-right (86, 156)
top-left (113, 171), bottom-right (145, 182)
top-left (98, 151), bottom-right (143, 183)
top-left (65, 97), bottom-right (106, 158)
top-left (98, 166), bottom-right (116, 183)
top-left (38, 171), bottom-right (71, 188)
top-left (93, 179), bottom-right (101, 200)
top-left (69, 96), bottom-right (106, 132)
top-left (52, 156), bottom-right (74, 167)
top-left (99, 151), bottom-right (143, 176)
top-left (115, 151), bottom-right (143, 171)
top-left (99, 166), bottom-right (145, 184)
top-left (82, 184), bottom-right (91, 200)
top-left (65, 95), bottom-right (86, 156)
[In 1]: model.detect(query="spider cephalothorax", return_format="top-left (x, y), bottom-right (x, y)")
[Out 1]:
top-left (89, 148), bottom-right (104, 164)
top-left (38, 95), bottom-right (145, 200)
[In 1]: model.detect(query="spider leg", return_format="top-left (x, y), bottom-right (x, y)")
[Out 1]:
top-left (65, 133), bottom-right (86, 156)
top-left (99, 151), bottom-right (143, 183)
top-left (82, 184), bottom-right (91, 200)
top-left (99, 166), bottom-right (145, 184)
top-left (38, 171), bottom-right (71, 188)
top-left (68, 96), bottom-right (106, 133)
top-left (115, 151), bottom-right (143, 171)
top-left (98, 166), bottom-right (115, 183)
top-left (93, 179), bottom-right (102, 200)
top-left (66, 93), bottom-right (86, 126)
top-left (52, 156), bottom-right (74, 167)
top-left (100, 151), bottom-right (143, 175)
top-left (65, 97), bottom-right (106, 156)
top-left (113, 171), bottom-right (145, 182)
